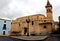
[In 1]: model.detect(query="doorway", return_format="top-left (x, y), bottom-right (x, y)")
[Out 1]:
top-left (24, 28), bottom-right (28, 35)
top-left (3, 31), bottom-right (5, 35)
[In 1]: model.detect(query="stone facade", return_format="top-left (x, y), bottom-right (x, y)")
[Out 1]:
top-left (11, 0), bottom-right (54, 36)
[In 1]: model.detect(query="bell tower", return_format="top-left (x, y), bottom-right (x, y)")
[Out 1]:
top-left (45, 0), bottom-right (53, 20)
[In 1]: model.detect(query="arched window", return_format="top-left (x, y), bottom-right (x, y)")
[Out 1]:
top-left (3, 24), bottom-right (6, 30)
top-left (47, 9), bottom-right (52, 13)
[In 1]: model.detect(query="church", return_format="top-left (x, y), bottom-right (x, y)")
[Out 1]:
top-left (11, 0), bottom-right (54, 36)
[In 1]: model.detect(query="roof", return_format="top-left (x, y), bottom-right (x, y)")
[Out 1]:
top-left (31, 14), bottom-right (45, 16)
top-left (0, 18), bottom-right (11, 21)
top-left (45, 0), bottom-right (52, 8)
top-left (16, 14), bottom-right (45, 20)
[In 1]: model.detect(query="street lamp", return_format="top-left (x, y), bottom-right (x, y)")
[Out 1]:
top-left (26, 17), bottom-right (30, 36)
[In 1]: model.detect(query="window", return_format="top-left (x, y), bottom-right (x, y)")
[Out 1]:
top-left (19, 23), bottom-right (20, 26)
top-left (44, 20), bottom-right (46, 22)
top-left (32, 21), bottom-right (34, 25)
top-left (44, 26), bottom-right (47, 28)
top-left (24, 28), bottom-right (27, 35)
top-left (47, 9), bottom-right (52, 13)
top-left (3, 24), bottom-right (6, 30)
top-left (11, 23), bottom-right (12, 24)
top-left (4, 20), bottom-right (6, 23)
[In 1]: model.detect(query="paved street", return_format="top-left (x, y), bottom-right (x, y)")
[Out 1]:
top-left (0, 36), bottom-right (45, 41)
top-left (47, 34), bottom-right (60, 41)
top-left (0, 36), bottom-right (23, 41)
top-left (0, 34), bottom-right (60, 41)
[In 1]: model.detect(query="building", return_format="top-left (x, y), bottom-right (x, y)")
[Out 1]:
top-left (11, 0), bottom-right (54, 36)
top-left (56, 16), bottom-right (60, 33)
top-left (51, 16), bottom-right (60, 34)
top-left (59, 16), bottom-right (60, 27)
top-left (0, 18), bottom-right (11, 36)
top-left (54, 22), bottom-right (59, 31)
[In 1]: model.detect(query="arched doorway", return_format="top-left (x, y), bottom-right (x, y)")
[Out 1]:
top-left (3, 31), bottom-right (5, 35)
top-left (24, 28), bottom-right (28, 35)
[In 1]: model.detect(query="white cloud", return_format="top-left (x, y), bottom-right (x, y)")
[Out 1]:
top-left (0, 0), bottom-right (60, 21)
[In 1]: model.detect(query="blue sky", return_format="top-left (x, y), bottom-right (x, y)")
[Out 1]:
top-left (0, 0), bottom-right (60, 21)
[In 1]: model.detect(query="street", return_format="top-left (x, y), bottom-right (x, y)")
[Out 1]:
top-left (0, 34), bottom-right (60, 41)
top-left (0, 36), bottom-right (23, 41)
top-left (47, 34), bottom-right (60, 41)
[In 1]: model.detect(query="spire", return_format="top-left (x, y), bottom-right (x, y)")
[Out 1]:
top-left (45, 0), bottom-right (52, 8)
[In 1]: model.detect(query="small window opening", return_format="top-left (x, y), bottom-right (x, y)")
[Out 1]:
top-left (3, 24), bottom-right (6, 30)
